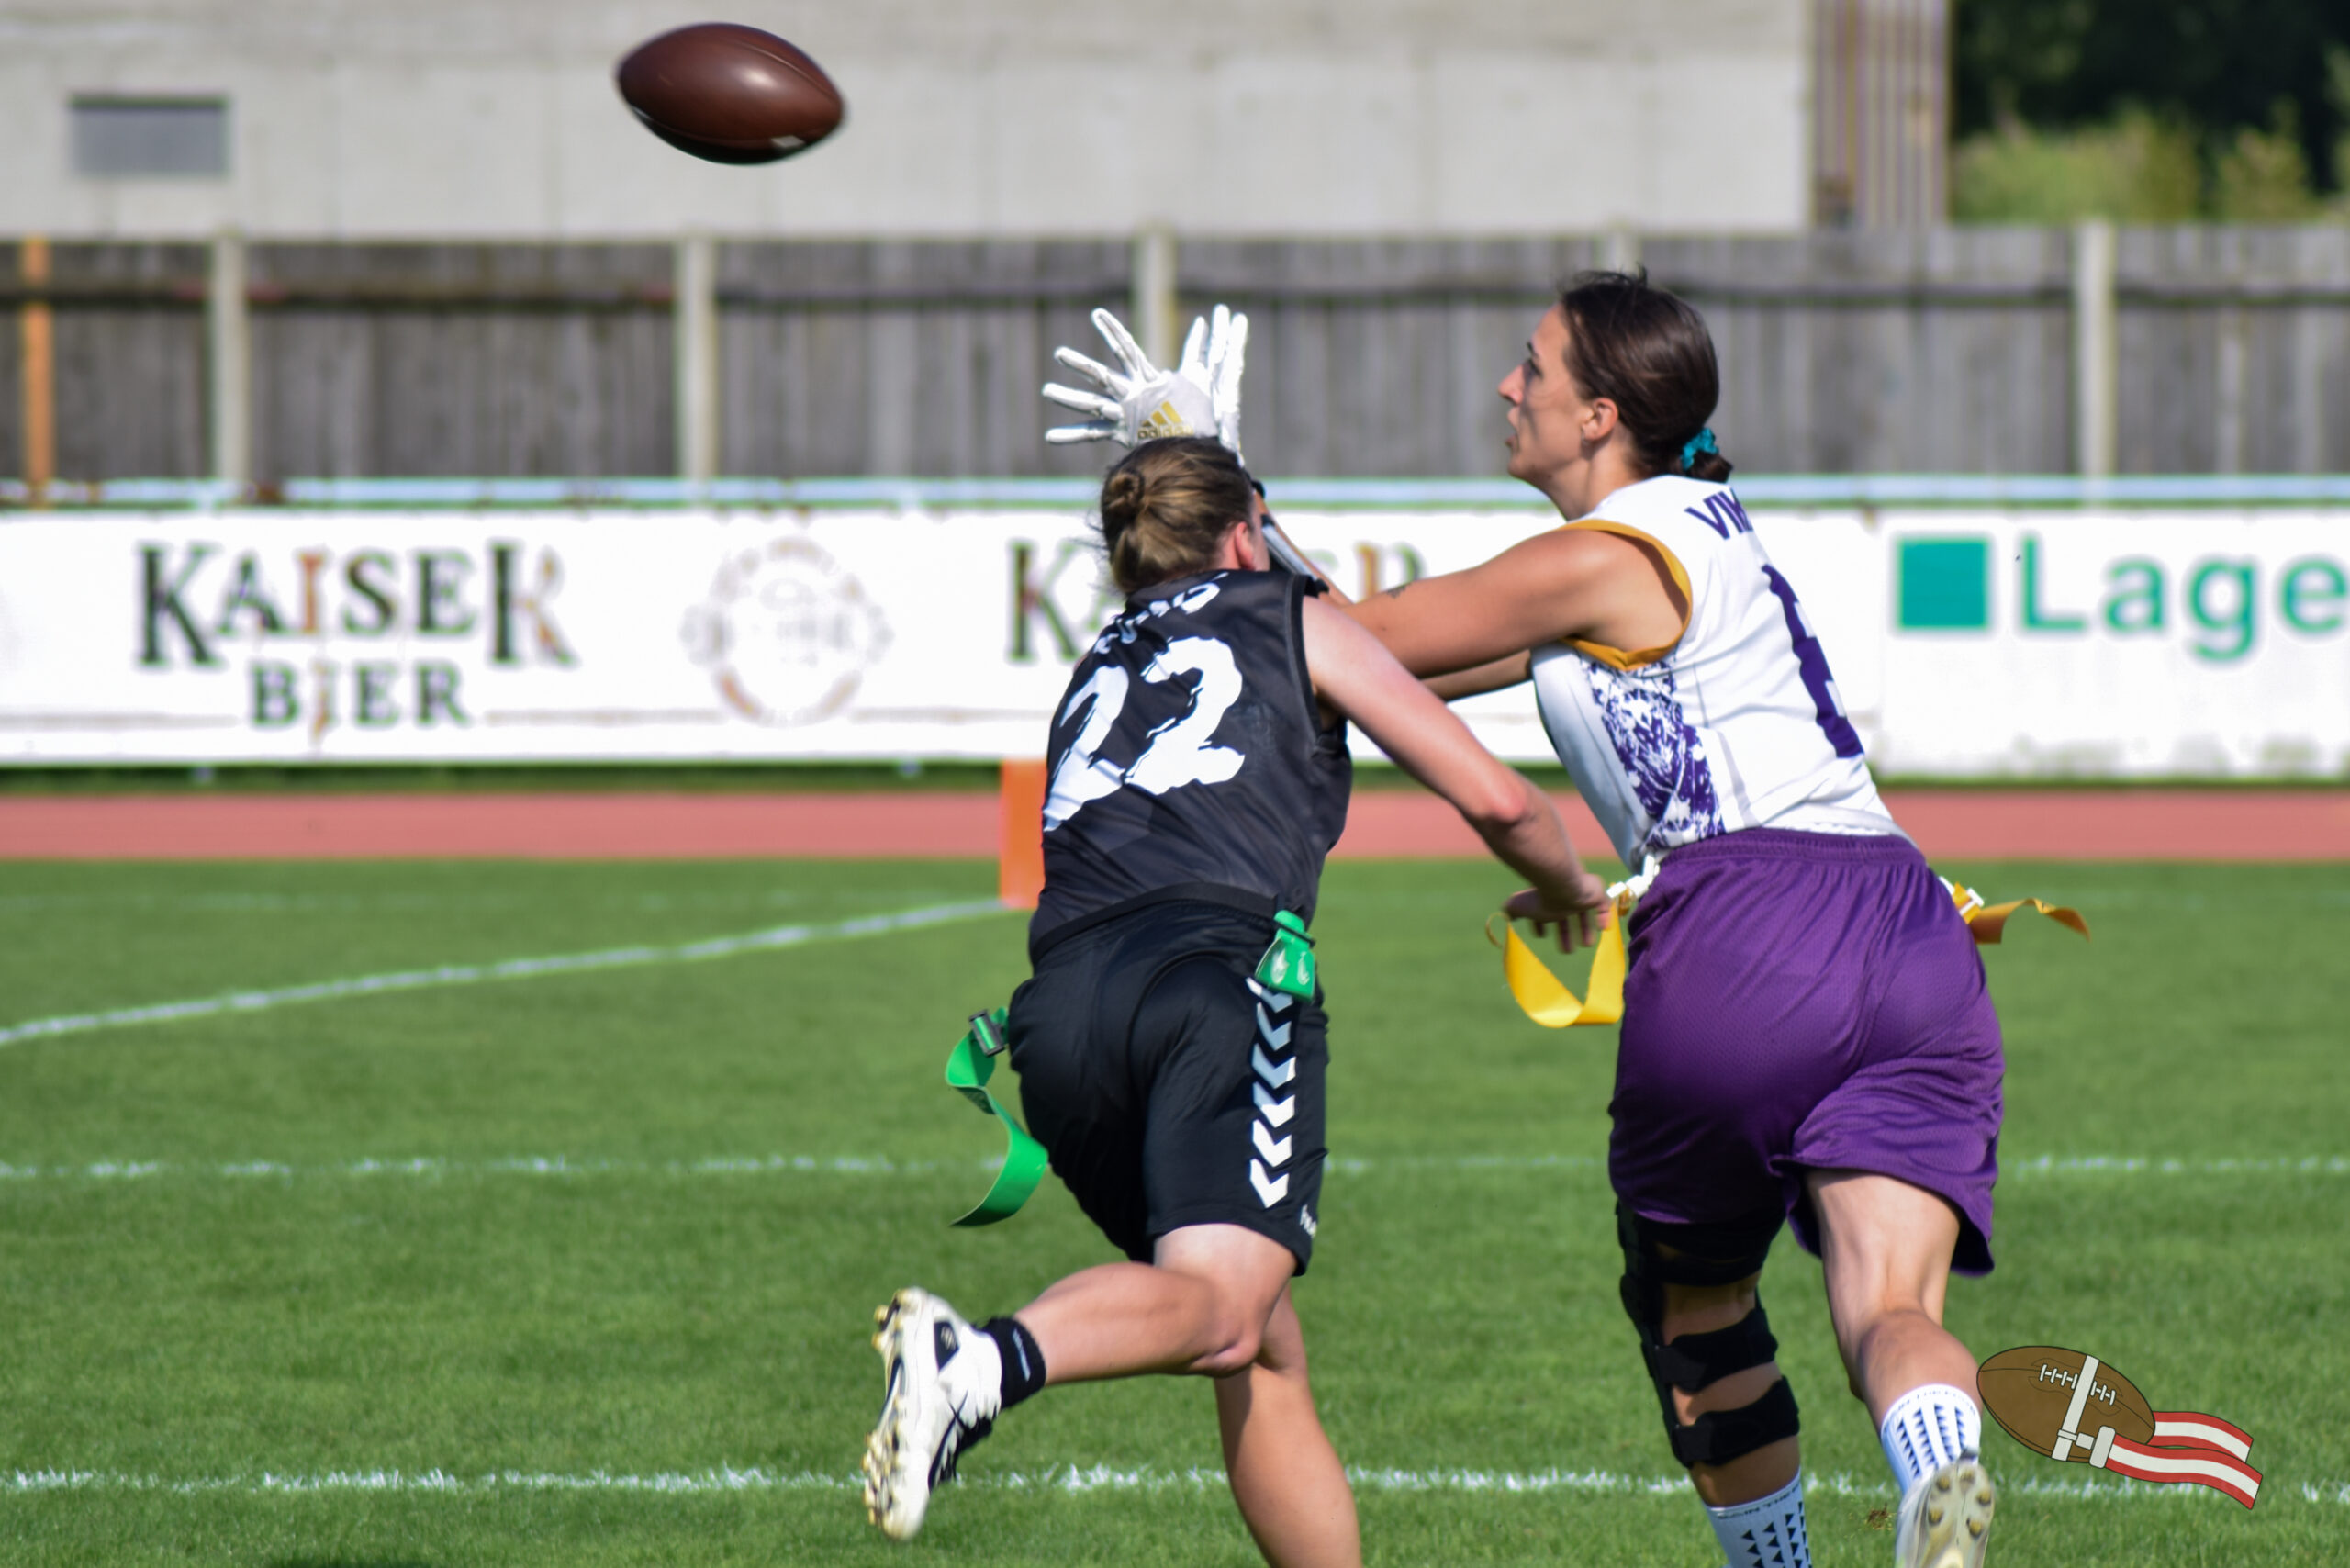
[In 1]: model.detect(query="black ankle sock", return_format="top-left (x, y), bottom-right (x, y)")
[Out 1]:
top-left (980, 1316), bottom-right (1046, 1409)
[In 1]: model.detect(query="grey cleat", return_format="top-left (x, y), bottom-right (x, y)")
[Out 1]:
top-left (1894, 1456), bottom-right (1995, 1568)
top-left (861, 1286), bottom-right (1003, 1540)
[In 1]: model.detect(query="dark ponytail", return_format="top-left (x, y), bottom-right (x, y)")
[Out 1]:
top-left (1555, 268), bottom-right (1735, 483)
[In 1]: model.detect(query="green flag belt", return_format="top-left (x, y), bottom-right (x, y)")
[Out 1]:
top-left (943, 910), bottom-right (1315, 1226)
top-left (944, 1007), bottom-right (1050, 1227)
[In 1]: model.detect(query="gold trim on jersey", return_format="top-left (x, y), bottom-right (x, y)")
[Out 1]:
top-left (1552, 519), bottom-right (1693, 670)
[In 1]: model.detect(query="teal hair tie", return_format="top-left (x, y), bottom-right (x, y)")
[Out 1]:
top-left (1678, 427), bottom-right (1718, 473)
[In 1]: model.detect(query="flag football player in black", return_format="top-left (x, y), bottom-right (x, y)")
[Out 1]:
top-left (863, 436), bottom-right (1611, 1566)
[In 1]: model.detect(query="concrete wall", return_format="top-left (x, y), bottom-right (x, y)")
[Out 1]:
top-left (2, 0), bottom-right (1811, 238)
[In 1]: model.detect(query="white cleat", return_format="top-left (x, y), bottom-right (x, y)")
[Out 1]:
top-left (1895, 1456), bottom-right (1995, 1568)
top-left (861, 1286), bottom-right (1003, 1540)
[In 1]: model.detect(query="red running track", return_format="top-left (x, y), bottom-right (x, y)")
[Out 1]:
top-left (2, 789), bottom-right (2346, 860)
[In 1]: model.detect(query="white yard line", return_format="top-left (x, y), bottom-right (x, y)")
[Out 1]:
top-left (2003, 1154), bottom-right (2350, 1176)
top-left (1, 1463), bottom-right (2333, 1504)
top-left (0, 1154), bottom-right (971, 1182)
top-left (1, 1152), bottom-right (2342, 1184)
top-left (0, 900), bottom-right (1010, 1051)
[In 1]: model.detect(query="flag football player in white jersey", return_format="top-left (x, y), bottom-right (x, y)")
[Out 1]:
top-left (861, 425), bottom-right (1613, 1566)
top-left (1339, 272), bottom-right (2005, 1568)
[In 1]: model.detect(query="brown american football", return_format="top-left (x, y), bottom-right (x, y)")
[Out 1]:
top-left (1977, 1345), bottom-right (2156, 1461)
top-left (616, 23), bottom-right (845, 165)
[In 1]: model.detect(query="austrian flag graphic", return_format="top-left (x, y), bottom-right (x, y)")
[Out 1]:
top-left (1977, 1347), bottom-right (2261, 1507)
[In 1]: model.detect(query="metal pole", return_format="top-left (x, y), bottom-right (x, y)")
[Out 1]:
top-left (19, 236), bottom-right (53, 504)
top-left (1131, 224), bottom-right (1178, 367)
top-left (2214, 303), bottom-right (2247, 476)
top-left (1603, 227), bottom-right (1643, 274)
top-left (207, 229), bottom-right (250, 487)
top-left (2071, 218), bottom-right (2117, 478)
top-left (675, 231), bottom-right (718, 487)
top-left (1921, 0), bottom-right (1952, 224)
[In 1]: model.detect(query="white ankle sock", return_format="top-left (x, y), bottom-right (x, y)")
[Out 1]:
top-left (1704, 1471), bottom-right (1811, 1568)
top-left (1878, 1383), bottom-right (1982, 1497)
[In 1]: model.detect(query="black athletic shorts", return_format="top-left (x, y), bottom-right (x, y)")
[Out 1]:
top-left (1007, 898), bottom-right (1328, 1273)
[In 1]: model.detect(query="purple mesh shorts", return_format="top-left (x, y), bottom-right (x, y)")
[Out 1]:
top-left (1609, 828), bottom-right (2002, 1275)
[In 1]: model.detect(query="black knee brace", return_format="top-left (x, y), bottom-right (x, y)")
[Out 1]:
top-left (1617, 1204), bottom-right (1801, 1469)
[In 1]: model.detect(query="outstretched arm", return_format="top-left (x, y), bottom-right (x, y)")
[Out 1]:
top-left (1343, 528), bottom-right (1686, 678)
top-left (1300, 596), bottom-right (1607, 947)
top-left (1424, 651), bottom-right (1531, 701)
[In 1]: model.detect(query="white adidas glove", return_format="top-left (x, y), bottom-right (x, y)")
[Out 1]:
top-left (1043, 304), bottom-right (1249, 457)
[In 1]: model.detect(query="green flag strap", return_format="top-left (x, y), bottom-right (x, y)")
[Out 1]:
top-left (1254, 910), bottom-right (1316, 1000)
top-left (943, 1008), bottom-right (1050, 1227)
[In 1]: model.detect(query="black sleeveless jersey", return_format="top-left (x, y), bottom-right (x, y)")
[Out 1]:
top-left (1030, 568), bottom-right (1353, 951)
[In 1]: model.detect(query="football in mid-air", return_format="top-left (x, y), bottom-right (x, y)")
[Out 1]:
top-left (616, 23), bottom-right (844, 164)
top-left (1976, 1346), bottom-right (2156, 1460)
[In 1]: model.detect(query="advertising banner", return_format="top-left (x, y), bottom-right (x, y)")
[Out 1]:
top-left (1871, 512), bottom-right (2350, 778)
top-left (0, 504), bottom-right (2340, 777)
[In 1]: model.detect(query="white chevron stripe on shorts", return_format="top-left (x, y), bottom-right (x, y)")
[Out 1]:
top-left (1249, 1044), bottom-right (1293, 1089)
top-left (1246, 977), bottom-right (1296, 1208)
top-left (1248, 1159), bottom-right (1289, 1205)
top-left (1247, 978), bottom-right (1294, 1014)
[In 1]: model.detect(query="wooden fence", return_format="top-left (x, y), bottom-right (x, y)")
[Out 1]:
top-left (5, 226), bottom-right (2347, 485)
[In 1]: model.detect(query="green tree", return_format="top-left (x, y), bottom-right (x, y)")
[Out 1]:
top-left (1950, 110), bottom-right (2200, 223)
top-left (1954, 0), bottom-right (2350, 195)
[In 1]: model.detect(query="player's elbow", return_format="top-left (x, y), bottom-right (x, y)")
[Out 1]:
top-left (1451, 770), bottom-right (1538, 840)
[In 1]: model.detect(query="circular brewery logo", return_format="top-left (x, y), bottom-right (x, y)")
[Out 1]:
top-left (681, 537), bottom-right (891, 726)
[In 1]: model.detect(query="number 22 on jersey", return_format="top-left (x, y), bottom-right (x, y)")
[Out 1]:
top-left (1044, 635), bottom-right (1248, 831)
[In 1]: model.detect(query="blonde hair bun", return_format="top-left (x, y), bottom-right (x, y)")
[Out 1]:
top-left (1101, 467), bottom-right (1148, 527)
top-left (1095, 437), bottom-right (1256, 595)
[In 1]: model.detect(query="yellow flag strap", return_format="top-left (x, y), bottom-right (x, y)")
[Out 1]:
top-left (1485, 895), bottom-right (1629, 1029)
top-left (1942, 879), bottom-right (2092, 945)
top-left (1490, 872), bottom-right (2090, 1031)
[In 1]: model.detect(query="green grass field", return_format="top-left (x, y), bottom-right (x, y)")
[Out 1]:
top-left (1, 857), bottom-right (2344, 1566)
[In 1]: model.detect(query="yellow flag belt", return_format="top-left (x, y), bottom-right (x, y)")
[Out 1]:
top-left (1486, 893), bottom-right (1632, 1028)
top-left (1493, 871), bottom-right (2088, 1031)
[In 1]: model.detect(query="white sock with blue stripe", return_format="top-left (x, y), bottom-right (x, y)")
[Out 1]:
top-left (1878, 1383), bottom-right (1983, 1497)
top-left (1704, 1471), bottom-right (1811, 1568)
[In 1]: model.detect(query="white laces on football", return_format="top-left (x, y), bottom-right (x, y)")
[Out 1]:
top-left (1042, 304), bottom-right (1249, 459)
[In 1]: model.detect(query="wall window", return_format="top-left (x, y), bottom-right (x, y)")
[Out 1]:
top-left (70, 96), bottom-right (230, 178)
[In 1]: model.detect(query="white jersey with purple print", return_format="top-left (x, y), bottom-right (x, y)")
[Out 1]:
top-left (1528, 474), bottom-right (1899, 868)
